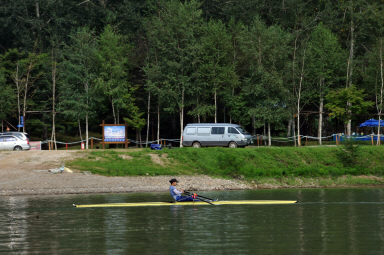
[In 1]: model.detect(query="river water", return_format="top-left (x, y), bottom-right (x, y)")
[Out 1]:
top-left (0, 188), bottom-right (383, 255)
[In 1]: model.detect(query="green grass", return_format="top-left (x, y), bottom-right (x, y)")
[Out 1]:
top-left (68, 146), bottom-right (384, 182)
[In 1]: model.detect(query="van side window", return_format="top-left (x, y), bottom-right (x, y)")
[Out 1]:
top-left (197, 127), bottom-right (210, 135)
top-left (211, 127), bottom-right (225, 135)
top-left (228, 127), bottom-right (239, 134)
top-left (186, 127), bottom-right (196, 135)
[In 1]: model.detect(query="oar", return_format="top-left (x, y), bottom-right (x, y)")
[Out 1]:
top-left (185, 191), bottom-right (215, 201)
top-left (184, 191), bottom-right (215, 205)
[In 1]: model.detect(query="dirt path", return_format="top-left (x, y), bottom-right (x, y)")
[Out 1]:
top-left (0, 150), bottom-right (251, 196)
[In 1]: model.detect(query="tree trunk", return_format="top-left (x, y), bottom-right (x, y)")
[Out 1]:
top-left (23, 59), bottom-right (34, 133)
top-left (229, 87), bottom-right (234, 124)
top-left (318, 96), bottom-right (324, 145)
top-left (50, 50), bottom-right (57, 150)
top-left (297, 48), bottom-right (306, 147)
top-left (287, 118), bottom-right (292, 137)
top-left (346, 9), bottom-right (354, 136)
top-left (157, 100), bottom-right (160, 144)
top-left (35, 1), bottom-right (40, 18)
top-left (293, 114), bottom-right (297, 147)
top-left (179, 87), bottom-right (184, 147)
top-left (378, 38), bottom-right (383, 145)
top-left (14, 62), bottom-right (21, 132)
top-left (85, 112), bottom-right (89, 150)
top-left (78, 117), bottom-right (83, 141)
top-left (111, 99), bottom-right (116, 124)
top-left (145, 90), bottom-right (151, 148)
top-left (85, 81), bottom-right (89, 149)
top-left (268, 122), bottom-right (271, 146)
top-left (252, 116), bottom-right (256, 135)
top-left (214, 88), bottom-right (217, 123)
top-left (318, 79), bottom-right (324, 145)
top-left (197, 97), bottom-right (200, 123)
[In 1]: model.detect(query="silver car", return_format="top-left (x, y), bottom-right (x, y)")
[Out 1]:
top-left (0, 135), bottom-right (31, 151)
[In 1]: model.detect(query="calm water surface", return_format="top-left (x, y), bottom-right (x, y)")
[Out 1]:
top-left (0, 189), bottom-right (383, 255)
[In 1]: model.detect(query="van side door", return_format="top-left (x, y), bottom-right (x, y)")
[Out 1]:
top-left (211, 127), bottom-right (226, 146)
top-left (196, 127), bottom-right (211, 146)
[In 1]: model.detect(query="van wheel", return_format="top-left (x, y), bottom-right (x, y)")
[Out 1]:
top-left (228, 142), bottom-right (237, 148)
top-left (192, 142), bottom-right (201, 148)
top-left (13, 146), bottom-right (22, 151)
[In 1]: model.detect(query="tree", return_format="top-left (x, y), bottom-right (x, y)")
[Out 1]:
top-left (307, 23), bottom-right (344, 144)
top-left (239, 18), bottom-right (291, 145)
top-left (144, 0), bottom-right (203, 146)
top-left (325, 85), bottom-right (374, 130)
top-left (95, 25), bottom-right (134, 124)
top-left (59, 27), bottom-right (98, 149)
top-left (197, 19), bottom-right (238, 123)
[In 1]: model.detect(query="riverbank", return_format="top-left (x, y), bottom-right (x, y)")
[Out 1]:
top-left (1, 146), bottom-right (384, 196)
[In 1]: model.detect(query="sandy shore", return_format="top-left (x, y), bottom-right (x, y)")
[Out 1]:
top-left (0, 150), bottom-right (251, 196)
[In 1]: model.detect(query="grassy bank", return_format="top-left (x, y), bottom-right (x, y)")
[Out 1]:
top-left (68, 146), bottom-right (384, 187)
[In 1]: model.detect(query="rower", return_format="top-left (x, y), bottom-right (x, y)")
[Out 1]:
top-left (169, 178), bottom-right (197, 202)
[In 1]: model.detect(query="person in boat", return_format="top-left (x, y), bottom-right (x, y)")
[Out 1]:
top-left (169, 178), bottom-right (198, 202)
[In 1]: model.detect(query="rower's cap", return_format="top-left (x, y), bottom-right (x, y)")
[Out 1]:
top-left (169, 178), bottom-right (178, 184)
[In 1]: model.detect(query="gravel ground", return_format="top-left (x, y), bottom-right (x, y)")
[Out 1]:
top-left (0, 150), bottom-right (251, 196)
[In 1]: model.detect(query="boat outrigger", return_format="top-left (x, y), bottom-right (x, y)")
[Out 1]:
top-left (73, 200), bottom-right (297, 208)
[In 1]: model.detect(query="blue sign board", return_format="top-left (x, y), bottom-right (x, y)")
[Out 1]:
top-left (104, 126), bottom-right (126, 142)
top-left (20, 116), bottom-right (24, 125)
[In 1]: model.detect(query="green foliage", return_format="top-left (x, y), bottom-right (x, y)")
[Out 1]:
top-left (337, 139), bottom-right (361, 167)
top-left (59, 27), bottom-right (98, 121)
top-left (325, 85), bottom-right (374, 123)
top-left (306, 23), bottom-right (344, 92)
top-left (95, 25), bottom-right (135, 123)
top-left (1, 0), bottom-right (384, 140)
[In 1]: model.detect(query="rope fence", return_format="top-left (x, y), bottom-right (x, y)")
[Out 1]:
top-left (34, 134), bottom-right (383, 150)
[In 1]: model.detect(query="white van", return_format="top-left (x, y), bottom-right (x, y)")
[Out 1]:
top-left (182, 123), bottom-right (252, 148)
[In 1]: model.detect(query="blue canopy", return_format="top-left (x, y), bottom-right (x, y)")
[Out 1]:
top-left (359, 119), bottom-right (383, 127)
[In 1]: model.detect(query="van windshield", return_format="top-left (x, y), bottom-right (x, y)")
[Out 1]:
top-left (236, 127), bottom-right (250, 135)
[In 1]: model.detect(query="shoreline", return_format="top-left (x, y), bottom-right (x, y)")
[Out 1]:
top-left (2, 174), bottom-right (383, 196)
top-left (1, 150), bottom-right (384, 196)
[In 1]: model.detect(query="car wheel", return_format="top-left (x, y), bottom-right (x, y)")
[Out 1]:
top-left (192, 142), bottom-right (201, 148)
top-left (228, 142), bottom-right (237, 148)
top-left (13, 146), bottom-right (23, 151)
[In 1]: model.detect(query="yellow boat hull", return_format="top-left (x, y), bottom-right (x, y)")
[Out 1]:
top-left (74, 200), bottom-right (297, 208)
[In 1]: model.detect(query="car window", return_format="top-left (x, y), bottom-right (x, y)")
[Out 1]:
top-left (186, 127), bottom-right (196, 135)
top-left (197, 127), bottom-right (210, 135)
top-left (3, 136), bottom-right (16, 141)
top-left (228, 127), bottom-right (240, 134)
top-left (211, 127), bottom-right (225, 135)
top-left (236, 127), bottom-right (250, 135)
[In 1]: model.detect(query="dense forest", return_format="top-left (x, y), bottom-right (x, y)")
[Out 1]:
top-left (0, 0), bottom-right (383, 147)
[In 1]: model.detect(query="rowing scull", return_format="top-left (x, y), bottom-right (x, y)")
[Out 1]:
top-left (74, 200), bottom-right (297, 208)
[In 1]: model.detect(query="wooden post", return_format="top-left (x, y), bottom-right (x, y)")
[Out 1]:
top-left (66, 143), bottom-right (68, 150)
top-left (371, 135), bottom-right (374, 146)
top-left (102, 120), bottom-right (105, 149)
top-left (336, 134), bottom-right (339, 145)
top-left (125, 122), bottom-right (128, 148)
top-left (257, 135), bottom-right (260, 147)
top-left (305, 136), bottom-right (308, 146)
top-left (91, 138), bottom-right (93, 149)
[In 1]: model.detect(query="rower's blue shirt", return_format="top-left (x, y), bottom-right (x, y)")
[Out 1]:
top-left (169, 185), bottom-right (182, 200)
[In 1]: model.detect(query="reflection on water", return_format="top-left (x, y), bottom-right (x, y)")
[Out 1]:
top-left (0, 189), bottom-right (383, 254)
